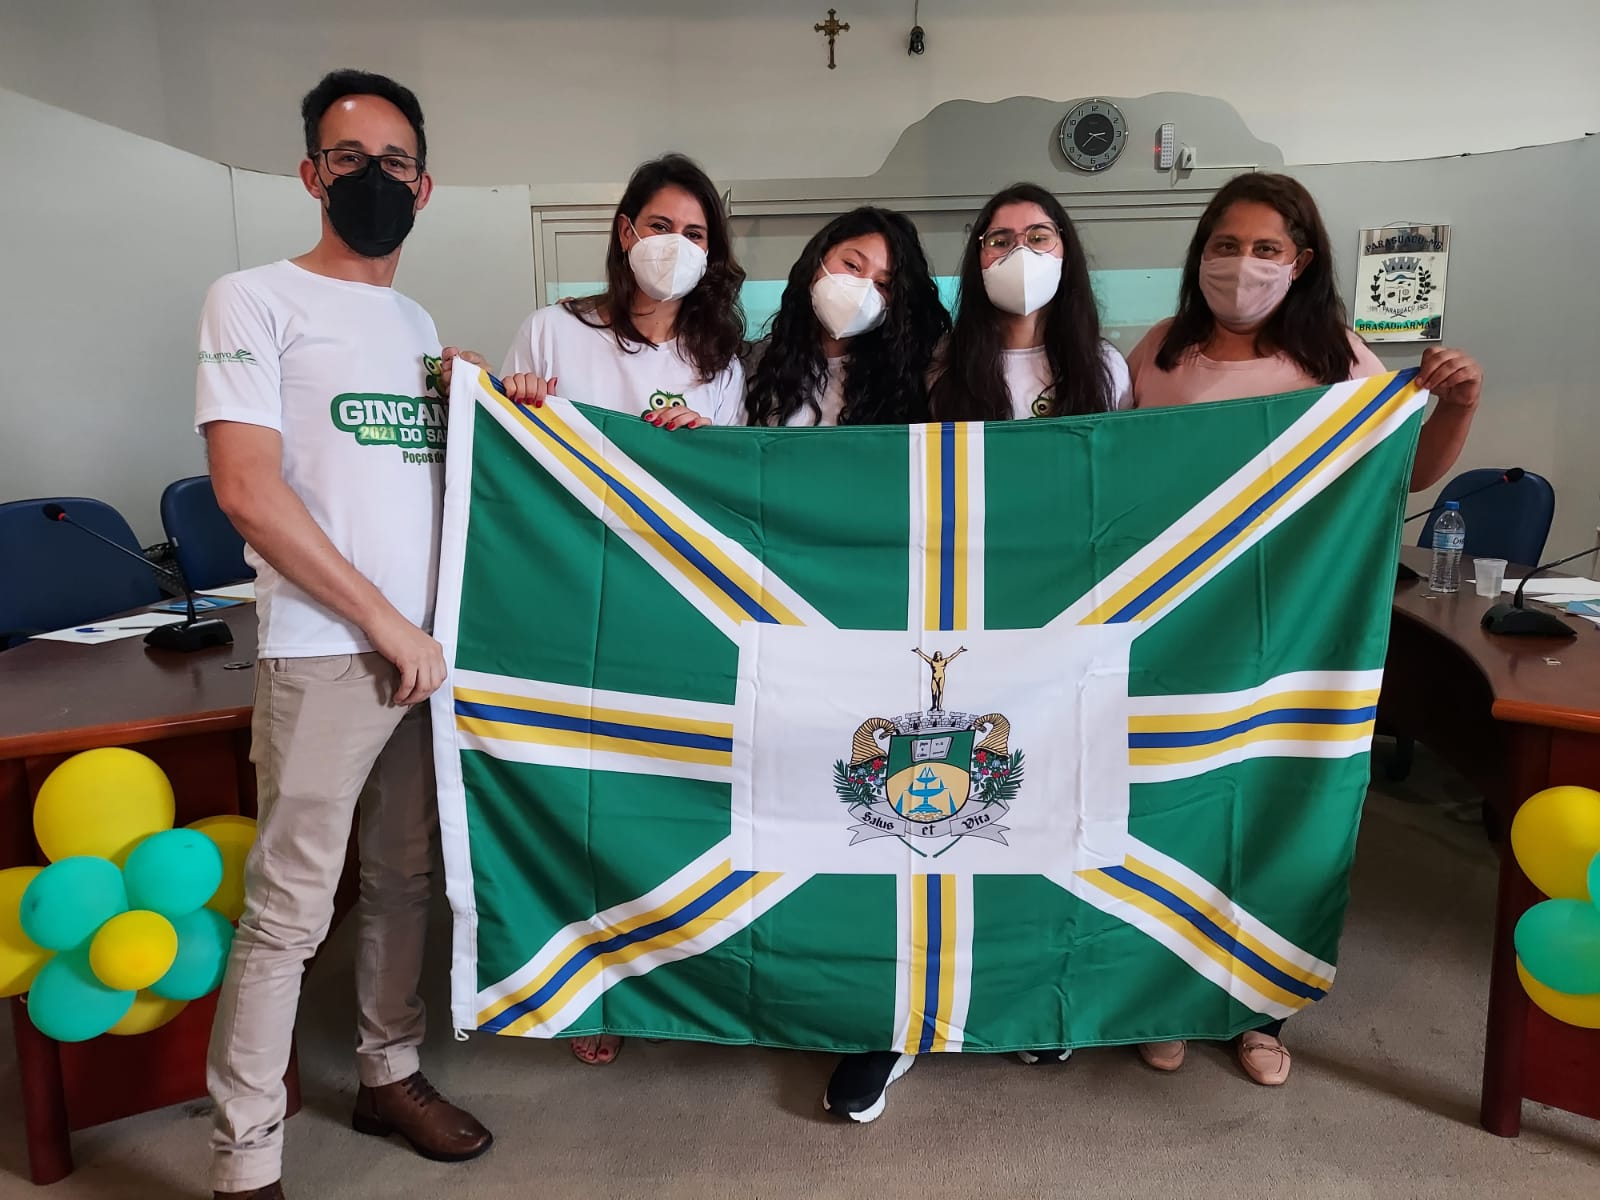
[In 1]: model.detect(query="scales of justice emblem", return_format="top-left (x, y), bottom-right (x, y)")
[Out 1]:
top-left (832, 647), bottom-right (1024, 855)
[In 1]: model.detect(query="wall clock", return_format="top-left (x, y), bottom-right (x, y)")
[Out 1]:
top-left (1059, 98), bottom-right (1128, 172)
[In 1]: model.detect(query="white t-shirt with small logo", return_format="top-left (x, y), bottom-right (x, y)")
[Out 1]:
top-left (1002, 342), bottom-right (1132, 419)
top-left (194, 259), bottom-right (444, 657)
top-left (501, 303), bottom-right (745, 424)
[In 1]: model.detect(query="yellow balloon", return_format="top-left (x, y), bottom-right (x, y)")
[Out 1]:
top-left (187, 814), bottom-right (257, 923)
top-left (107, 990), bottom-right (187, 1036)
top-left (1509, 786), bottom-right (1600, 900)
top-left (1518, 958), bottom-right (1600, 1028)
top-left (0, 866), bottom-right (48, 997)
top-left (89, 910), bottom-right (178, 992)
top-left (34, 748), bottom-right (175, 865)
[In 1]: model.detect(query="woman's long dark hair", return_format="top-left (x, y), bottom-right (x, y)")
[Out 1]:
top-left (1155, 172), bottom-right (1357, 384)
top-left (745, 207), bottom-right (951, 426)
top-left (930, 183), bottom-right (1112, 421)
top-left (569, 153), bottom-right (746, 381)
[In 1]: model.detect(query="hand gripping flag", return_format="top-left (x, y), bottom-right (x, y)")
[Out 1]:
top-left (432, 368), bottom-right (1424, 1052)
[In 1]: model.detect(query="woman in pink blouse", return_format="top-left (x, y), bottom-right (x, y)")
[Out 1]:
top-left (1126, 173), bottom-right (1480, 494)
top-left (1127, 174), bottom-right (1482, 1087)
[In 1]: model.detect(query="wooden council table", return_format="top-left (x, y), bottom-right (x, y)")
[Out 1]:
top-left (1382, 545), bottom-right (1600, 1135)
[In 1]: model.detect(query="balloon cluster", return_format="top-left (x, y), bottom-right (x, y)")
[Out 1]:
top-left (0, 749), bottom-right (255, 1042)
top-left (1511, 785), bottom-right (1600, 1026)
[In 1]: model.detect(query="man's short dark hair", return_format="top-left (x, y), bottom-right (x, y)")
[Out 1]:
top-left (301, 69), bottom-right (427, 164)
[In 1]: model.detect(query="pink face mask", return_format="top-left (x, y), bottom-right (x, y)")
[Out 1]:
top-left (1199, 256), bottom-right (1297, 329)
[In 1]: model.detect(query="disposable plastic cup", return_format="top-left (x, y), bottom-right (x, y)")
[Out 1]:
top-left (1474, 557), bottom-right (1508, 598)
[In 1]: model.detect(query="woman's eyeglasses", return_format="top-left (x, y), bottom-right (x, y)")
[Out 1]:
top-left (979, 223), bottom-right (1062, 255)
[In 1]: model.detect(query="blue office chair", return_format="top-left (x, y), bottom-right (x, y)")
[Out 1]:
top-left (1416, 468), bottom-right (1556, 567)
top-left (1389, 467), bottom-right (1557, 787)
top-left (160, 476), bottom-right (253, 592)
top-left (0, 497), bottom-right (164, 648)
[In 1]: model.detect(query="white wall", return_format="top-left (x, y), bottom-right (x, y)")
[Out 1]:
top-left (0, 88), bottom-right (234, 540)
top-left (3, 0), bottom-right (1598, 187)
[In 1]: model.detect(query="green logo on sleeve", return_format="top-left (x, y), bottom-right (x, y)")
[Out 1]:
top-left (331, 394), bottom-right (448, 464)
top-left (198, 348), bottom-right (258, 365)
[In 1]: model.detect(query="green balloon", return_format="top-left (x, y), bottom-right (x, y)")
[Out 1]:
top-left (27, 946), bottom-right (134, 1042)
top-left (150, 907), bottom-right (233, 1001)
top-left (19, 857), bottom-right (128, 952)
top-left (1588, 851), bottom-right (1600, 911)
top-left (1515, 899), bottom-right (1600, 994)
top-left (122, 829), bottom-right (223, 918)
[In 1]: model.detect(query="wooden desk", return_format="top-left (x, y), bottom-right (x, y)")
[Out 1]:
top-left (0, 612), bottom-right (302, 1184)
top-left (1381, 546), bottom-right (1600, 1136)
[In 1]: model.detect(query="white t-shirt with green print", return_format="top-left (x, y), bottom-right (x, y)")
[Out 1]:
top-left (1002, 341), bottom-right (1132, 419)
top-left (501, 303), bottom-right (745, 425)
top-left (194, 259), bottom-right (444, 657)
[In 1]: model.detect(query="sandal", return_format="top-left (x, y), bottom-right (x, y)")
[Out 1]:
top-left (570, 1034), bottom-right (624, 1065)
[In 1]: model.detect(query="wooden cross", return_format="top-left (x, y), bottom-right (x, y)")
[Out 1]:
top-left (814, 8), bottom-right (850, 70)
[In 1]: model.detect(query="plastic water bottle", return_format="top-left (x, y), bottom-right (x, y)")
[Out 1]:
top-left (1429, 501), bottom-right (1466, 593)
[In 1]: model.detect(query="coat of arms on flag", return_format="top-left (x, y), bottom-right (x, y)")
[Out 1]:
top-left (432, 367), bottom-right (1424, 1053)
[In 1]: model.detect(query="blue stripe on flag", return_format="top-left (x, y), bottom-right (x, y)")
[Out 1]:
top-left (1101, 866), bottom-right (1327, 1002)
top-left (939, 423), bottom-right (956, 632)
top-left (523, 406), bottom-right (781, 624)
top-left (1108, 370), bottom-right (1414, 623)
top-left (919, 874), bottom-right (942, 1054)
top-left (480, 869), bottom-right (759, 1033)
top-left (1128, 706), bottom-right (1378, 749)
top-left (455, 699), bottom-right (734, 752)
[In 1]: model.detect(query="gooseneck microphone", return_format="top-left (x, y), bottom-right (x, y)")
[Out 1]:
top-left (1480, 541), bottom-right (1600, 638)
top-left (1404, 468), bottom-right (1526, 524)
top-left (41, 503), bottom-right (234, 651)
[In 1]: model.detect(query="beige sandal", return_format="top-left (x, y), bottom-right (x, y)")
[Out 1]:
top-left (1236, 1030), bottom-right (1291, 1085)
top-left (1137, 1040), bottom-right (1187, 1071)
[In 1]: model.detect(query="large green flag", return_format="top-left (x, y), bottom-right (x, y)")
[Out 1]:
top-left (432, 367), bottom-right (1423, 1053)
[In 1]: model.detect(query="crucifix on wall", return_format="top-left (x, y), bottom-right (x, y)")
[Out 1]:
top-left (814, 8), bottom-right (850, 69)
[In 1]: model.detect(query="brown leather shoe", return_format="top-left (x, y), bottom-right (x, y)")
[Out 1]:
top-left (213, 1185), bottom-right (285, 1200)
top-left (352, 1072), bottom-right (493, 1162)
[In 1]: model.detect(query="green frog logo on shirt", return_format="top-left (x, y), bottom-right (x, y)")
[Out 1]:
top-left (423, 354), bottom-right (445, 399)
top-left (1030, 394), bottom-right (1054, 418)
top-left (645, 390), bottom-right (687, 416)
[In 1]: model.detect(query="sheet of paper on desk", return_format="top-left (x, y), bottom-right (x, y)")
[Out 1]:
top-left (151, 595), bottom-right (242, 613)
top-left (198, 582), bottom-right (256, 601)
top-left (1503, 578), bottom-right (1600, 601)
top-left (33, 613), bottom-right (187, 645)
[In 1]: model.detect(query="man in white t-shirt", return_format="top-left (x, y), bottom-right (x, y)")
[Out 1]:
top-left (196, 70), bottom-right (491, 1200)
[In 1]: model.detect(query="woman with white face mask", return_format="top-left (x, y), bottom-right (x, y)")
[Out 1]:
top-left (740, 206), bottom-right (950, 428)
top-left (930, 183), bottom-right (1129, 421)
top-left (1126, 172), bottom-right (1481, 493)
top-left (499, 153), bottom-right (746, 426)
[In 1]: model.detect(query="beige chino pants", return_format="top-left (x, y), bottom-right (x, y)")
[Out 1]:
top-left (207, 652), bottom-right (439, 1192)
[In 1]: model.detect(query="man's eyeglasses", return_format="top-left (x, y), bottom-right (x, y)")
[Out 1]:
top-left (979, 223), bottom-right (1062, 255)
top-left (313, 148), bottom-right (424, 184)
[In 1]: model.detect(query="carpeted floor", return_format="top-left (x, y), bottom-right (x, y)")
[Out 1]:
top-left (3, 745), bottom-right (1598, 1199)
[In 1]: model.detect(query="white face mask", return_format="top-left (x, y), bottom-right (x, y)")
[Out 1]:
top-left (626, 221), bottom-right (709, 301)
top-left (810, 267), bottom-right (887, 340)
top-left (981, 246), bottom-right (1063, 316)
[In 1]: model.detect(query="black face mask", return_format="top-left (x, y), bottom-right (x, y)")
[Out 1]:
top-left (325, 161), bottom-right (418, 258)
